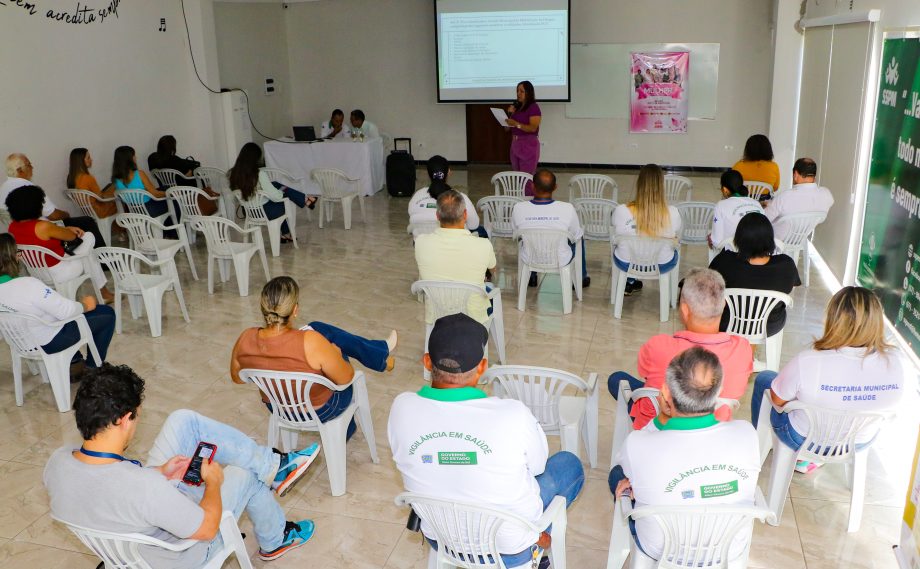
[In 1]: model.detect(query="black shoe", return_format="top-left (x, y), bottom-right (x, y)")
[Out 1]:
top-left (528, 273), bottom-right (538, 287)
top-left (634, 280), bottom-right (643, 291)
top-left (485, 269), bottom-right (493, 282)
top-left (307, 197), bottom-right (317, 210)
top-left (581, 276), bottom-right (591, 288)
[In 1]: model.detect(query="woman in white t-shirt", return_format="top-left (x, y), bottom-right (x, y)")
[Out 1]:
top-left (407, 155), bottom-right (483, 237)
top-left (750, 286), bottom-right (908, 473)
top-left (709, 169), bottom-right (763, 250)
top-left (612, 164), bottom-right (681, 294)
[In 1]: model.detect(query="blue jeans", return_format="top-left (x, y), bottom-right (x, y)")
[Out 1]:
top-left (265, 183), bottom-right (308, 235)
top-left (474, 226), bottom-right (489, 239)
top-left (41, 305), bottom-right (115, 367)
top-left (607, 371), bottom-right (645, 416)
top-left (426, 451), bottom-right (584, 566)
top-left (751, 371), bottom-right (806, 451)
top-left (607, 465), bottom-right (649, 557)
top-left (308, 321), bottom-right (389, 372)
top-left (146, 410), bottom-right (287, 556)
top-left (614, 251), bottom-right (679, 285)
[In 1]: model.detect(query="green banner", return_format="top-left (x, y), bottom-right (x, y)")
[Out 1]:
top-left (857, 35), bottom-right (920, 358)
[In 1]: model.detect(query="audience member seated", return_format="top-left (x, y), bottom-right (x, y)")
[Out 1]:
top-left (388, 313), bottom-right (585, 568)
top-left (408, 155), bottom-right (484, 237)
top-left (733, 134), bottom-right (780, 194)
top-left (2, 153), bottom-right (107, 246)
top-left (764, 157), bottom-right (834, 242)
top-left (612, 163), bottom-right (680, 295)
top-left (610, 347), bottom-right (760, 562)
top-left (6, 187), bottom-right (114, 303)
top-left (67, 148), bottom-right (117, 220)
top-left (44, 364), bottom-right (320, 564)
top-left (321, 109), bottom-right (348, 140)
top-left (230, 277), bottom-right (397, 441)
top-left (709, 169), bottom-right (762, 250)
top-left (229, 142), bottom-right (315, 243)
top-left (148, 135), bottom-right (220, 215)
top-left (608, 268), bottom-right (753, 429)
top-left (349, 109), bottom-right (379, 139)
top-left (0, 233), bottom-right (115, 380)
top-left (415, 190), bottom-right (497, 323)
top-left (111, 145), bottom-right (178, 234)
top-left (751, 286), bottom-right (908, 474)
top-left (709, 212), bottom-right (800, 337)
top-left (511, 168), bottom-right (590, 288)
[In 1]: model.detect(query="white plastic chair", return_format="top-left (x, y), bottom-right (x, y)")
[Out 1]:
top-left (607, 487), bottom-right (774, 569)
top-left (610, 236), bottom-right (679, 322)
top-left (190, 216), bottom-right (270, 297)
top-left (755, 394), bottom-right (893, 533)
top-left (116, 213), bottom-right (199, 281)
top-left (53, 510), bottom-right (253, 569)
top-left (483, 365), bottom-right (598, 468)
top-left (491, 171), bottom-right (533, 198)
top-left (745, 181), bottom-right (774, 202)
top-left (676, 202), bottom-right (716, 247)
top-left (238, 368), bottom-right (378, 497)
top-left (235, 191), bottom-right (299, 257)
top-left (477, 196), bottom-right (522, 242)
top-left (723, 288), bottom-right (793, 373)
top-left (0, 312), bottom-right (101, 413)
top-left (574, 198), bottom-right (617, 241)
top-left (515, 228), bottom-right (583, 315)
top-left (64, 189), bottom-right (117, 246)
top-left (663, 175), bottom-right (692, 203)
top-left (150, 168), bottom-right (188, 190)
top-left (407, 220), bottom-right (440, 240)
top-left (395, 492), bottom-right (568, 569)
top-left (569, 174), bottom-right (619, 202)
top-left (17, 244), bottom-right (103, 302)
top-left (115, 189), bottom-right (176, 230)
top-left (773, 212), bottom-right (825, 287)
top-left (93, 247), bottom-right (190, 338)
top-left (194, 166), bottom-right (234, 220)
top-left (260, 166), bottom-right (311, 229)
top-left (311, 168), bottom-right (365, 229)
top-left (411, 280), bottom-right (507, 372)
top-left (166, 186), bottom-right (221, 244)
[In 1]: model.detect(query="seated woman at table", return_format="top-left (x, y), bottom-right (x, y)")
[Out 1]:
top-left (228, 143), bottom-right (315, 243)
top-left (407, 155), bottom-right (485, 237)
top-left (67, 148), bottom-right (117, 219)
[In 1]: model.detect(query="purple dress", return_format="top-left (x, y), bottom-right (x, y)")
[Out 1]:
top-left (510, 103), bottom-right (541, 196)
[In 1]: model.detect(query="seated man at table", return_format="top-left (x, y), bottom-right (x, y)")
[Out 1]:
top-left (321, 109), bottom-right (348, 140)
top-left (349, 109), bottom-right (379, 139)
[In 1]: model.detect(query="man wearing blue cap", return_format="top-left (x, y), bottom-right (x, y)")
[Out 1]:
top-left (387, 313), bottom-right (585, 567)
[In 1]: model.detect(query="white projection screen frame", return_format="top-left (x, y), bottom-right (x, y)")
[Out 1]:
top-left (435, 0), bottom-right (571, 103)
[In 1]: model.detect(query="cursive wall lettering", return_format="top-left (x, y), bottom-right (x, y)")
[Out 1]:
top-left (1, 0), bottom-right (125, 25)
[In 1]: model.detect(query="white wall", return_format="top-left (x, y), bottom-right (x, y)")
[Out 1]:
top-left (282, 0), bottom-right (774, 166)
top-left (214, 2), bottom-right (293, 142)
top-left (0, 0), bottom-right (223, 211)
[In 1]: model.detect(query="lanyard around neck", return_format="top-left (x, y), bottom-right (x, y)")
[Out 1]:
top-left (79, 446), bottom-right (142, 467)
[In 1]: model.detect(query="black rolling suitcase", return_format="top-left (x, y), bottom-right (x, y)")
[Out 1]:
top-left (386, 137), bottom-right (416, 197)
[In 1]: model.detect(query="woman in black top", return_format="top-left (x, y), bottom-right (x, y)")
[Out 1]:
top-left (709, 212), bottom-right (800, 336)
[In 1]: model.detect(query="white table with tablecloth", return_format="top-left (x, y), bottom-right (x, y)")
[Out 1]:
top-left (263, 138), bottom-right (386, 197)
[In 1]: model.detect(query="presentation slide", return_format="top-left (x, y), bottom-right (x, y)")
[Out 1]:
top-left (435, 0), bottom-right (570, 102)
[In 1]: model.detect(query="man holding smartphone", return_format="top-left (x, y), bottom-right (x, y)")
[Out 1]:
top-left (44, 364), bottom-right (321, 566)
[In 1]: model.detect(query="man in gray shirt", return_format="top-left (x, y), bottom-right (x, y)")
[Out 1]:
top-left (44, 364), bottom-right (320, 567)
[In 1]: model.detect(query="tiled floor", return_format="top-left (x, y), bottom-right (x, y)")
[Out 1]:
top-left (0, 165), bottom-right (916, 568)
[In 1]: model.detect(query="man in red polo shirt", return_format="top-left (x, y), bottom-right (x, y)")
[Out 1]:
top-left (607, 268), bottom-right (754, 428)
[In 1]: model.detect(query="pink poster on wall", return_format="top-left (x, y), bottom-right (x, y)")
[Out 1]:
top-left (629, 51), bottom-right (690, 134)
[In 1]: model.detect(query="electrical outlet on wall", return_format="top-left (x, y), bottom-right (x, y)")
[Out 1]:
top-left (264, 78), bottom-right (275, 96)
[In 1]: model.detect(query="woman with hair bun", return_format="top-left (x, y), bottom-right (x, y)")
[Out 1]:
top-left (407, 155), bottom-right (484, 236)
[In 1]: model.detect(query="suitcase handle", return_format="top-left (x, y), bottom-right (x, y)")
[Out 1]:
top-left (393, 137), bottom-right (411, 154)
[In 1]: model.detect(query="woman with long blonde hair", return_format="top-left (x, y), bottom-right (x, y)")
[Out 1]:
top-left (750, 286), bottom-right (907, 473)
top-left (612, 164), bottom-right (682, 294)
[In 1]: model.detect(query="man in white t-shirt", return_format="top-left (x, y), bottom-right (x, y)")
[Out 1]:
top-left (511, 168), bottom-right (589, 287)
top-left (388, 314), bottom-right (585, 567)
top-left (349, 109), bottom-right (379, 139)
top-left (764, 158), bottom-right (834, 241)
top-left (611, 347), bottom-right (760, 562)
top-left (321, 109), bottom-right (348, 140)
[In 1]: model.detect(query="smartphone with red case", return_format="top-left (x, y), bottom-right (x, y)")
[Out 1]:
top-left (182, 442), bottom-right (217, 486)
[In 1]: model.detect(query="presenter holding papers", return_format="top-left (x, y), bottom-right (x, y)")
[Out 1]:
top-left (505, 81), bottom-right (542, 196)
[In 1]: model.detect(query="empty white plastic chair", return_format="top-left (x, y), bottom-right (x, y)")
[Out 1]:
top-left (194, 166), bottom-right (233, 219)
top-left (610, 236), bottom-right (679, 322)
top-left (492, 171), bottom-right (533, 198)
top-left (745, 181), bottom-right (774, 202)
top-left (483, 365), bottom-right (598, 468)
top-left (676, 202), bottom-right (716, 247)
top-left (574, 198), bottom-right (617, 241)
top-left (166, 186), bottom-right (221, 244)
top-left (515, 228), bottom-right (583, 315)
top-left (116, 213), bottom-right (199, 281)
top-left (773, 212), bottom-right (825, 287)
top-left (0, 312), bottom-right (101, 413)
top-left (93, 247), bottom-right (190, 338)
top-left (238, 368), bottom-right (378, 497)
top-left (150, 168), bottom-right (187, 190)
top-left (395, 492), bottom-right (569, 569)
top-left (569, 174), bottom-right (618, 201)
top-left (723, 288), bottom-right (793, 372)
top-left (607, 487), bottom-right (774, 569)
top-left (663, 175), bottom-right (692, 203)
top-left (64, 189), bottom-right (117, 246)
top-left (235, 191), bottom-right (299, 257)
top-left (311, 168), bottom-right (365, 229)
top-left (477, 196), bottom-right (522, 242)
top-left (17, 244), bottom-right (103, 302)
top-left (190, 216), bottom-right (270, 297)
top-left (53, 510), bottom-right (253, 569)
